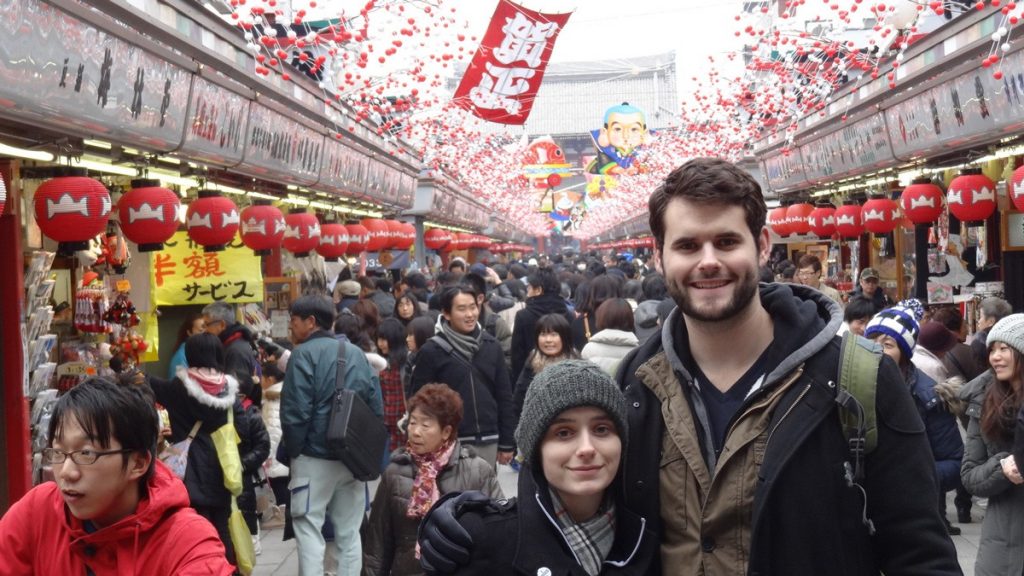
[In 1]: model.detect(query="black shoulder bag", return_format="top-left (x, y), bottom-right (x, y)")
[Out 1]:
top-left (326, 340), bottom-right (388, 481)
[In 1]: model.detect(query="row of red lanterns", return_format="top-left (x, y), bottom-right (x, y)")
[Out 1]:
top-left (770, 167), bottom-right (1024, 240)
top-left (490, 243), bottom-right (532, 254)
top-left (31, 174), bottom-right (420, 259)
top-left (591, 237), bottom-right (655, 251)
top-left (423, 228), bottom-right (494, 251)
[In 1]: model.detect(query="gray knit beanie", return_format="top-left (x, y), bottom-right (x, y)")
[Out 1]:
top-left (515, 359), bottom-right (628, 465)
top-left (987, 313), bottom-right (1024, 356)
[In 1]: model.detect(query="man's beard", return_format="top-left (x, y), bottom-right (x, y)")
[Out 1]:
top-left (665, 265), bottom-right (760, 324)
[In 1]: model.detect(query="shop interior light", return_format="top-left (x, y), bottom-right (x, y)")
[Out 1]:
top-left (309, 200), bottom-right (334, 211)
top-left (208, 182), bottom-right (246, 196)
top-left (810, 189), bottom-right (834, 198)
top-left (83, 139), bottom-right (112, 150)
top-left (158, 156), bottom-right (181, 165)
top-left (0, 143), bottom-right (54, 162)
top-left (56, 155), bottom-right (138, 177)
top-left (146, 169), bottom-right (201, 191)
top-left (246, 191), bottom-right (279, 201)
top-left (283, 195), bottom-right (310, 207)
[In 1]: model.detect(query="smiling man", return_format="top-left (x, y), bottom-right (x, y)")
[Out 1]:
top-left (0, 378), bottom-right (233, 575)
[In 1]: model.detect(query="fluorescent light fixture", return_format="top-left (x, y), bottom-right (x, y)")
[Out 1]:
top-left (56, 156), bottom-right (138, 177)
top-left (83, 139), bottom-right (112, 150)
top-left (283, 195), bottom-right (310, 207)
top-left (0, 143), bottom-right (54, 162)
top-left (810, 189), bottom-right (834, 198)
top-left (246, 191), bottom-right (279, 201)
top-left (309, 201), bottom-right (334, 211)
top-left (159, 156), bottom-right (182, 165)
top-left (208, 183), bottom-right (247, 196)
top-left (147, 169), bottom-right (201, 190)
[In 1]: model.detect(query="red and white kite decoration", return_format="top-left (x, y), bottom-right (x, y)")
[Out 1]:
top-left (453, 0), bottom-right (572, 125)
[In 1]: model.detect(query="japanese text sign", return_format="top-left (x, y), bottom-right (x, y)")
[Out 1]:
top-left (453, 0), bottom-right (571, 125)
top-left (151, 231), bottom-right (263, 305)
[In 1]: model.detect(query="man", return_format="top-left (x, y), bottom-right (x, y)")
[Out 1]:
top-left (0, 379), bottom-right (233, 575)
top-left (839, 295), bottom-right (878, 337)
top-left (853, 267), bottom-right (894, 310)
top-left (334, 279), bottom-right (361, 312)
top-left (509, 267), bottom-right (575, 382)
top-left (796, 253), bottom-right (843, 304)
top-left (969, 295), bottom-right (1012, 368)
top-left (360, 276), bottom-right (395, 319)
top-left (203, 301), bottom-right (257, 396)
top-left (281, 295), bottom-right (381, 576)
top-left (409, 285), bottom-right (514, 467)
top-left (418, 158), bottom-right (961, 575)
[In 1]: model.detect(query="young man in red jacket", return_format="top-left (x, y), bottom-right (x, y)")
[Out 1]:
top-left (0, 378), bottom-right (234, 575)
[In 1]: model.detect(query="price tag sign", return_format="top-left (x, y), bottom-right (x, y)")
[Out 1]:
top-left (57, 362), bottom-right (97, 377)
top-left (116, 280), bottom-right (132, 292)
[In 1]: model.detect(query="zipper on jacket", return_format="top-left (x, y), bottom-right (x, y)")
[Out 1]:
top-left (764, 381), bottom-right (813, 449)
top-left (723, 367), bottom-right (805, 451)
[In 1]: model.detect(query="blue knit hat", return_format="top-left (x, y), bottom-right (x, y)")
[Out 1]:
top-left (864, 298), bottom-right (924, 360)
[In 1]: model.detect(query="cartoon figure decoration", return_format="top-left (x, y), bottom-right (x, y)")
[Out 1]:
top-left (586, 102), bottom-right (651, 176)
top-left (521, 136), bottom-right (575, 213)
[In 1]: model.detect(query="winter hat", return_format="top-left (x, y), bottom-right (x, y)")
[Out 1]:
top-left (987, 313), bottom-right (1024, 356)
top-left (469, 263), bottom-right (488, 277)
top-left (917, 321), bottom-right (959, 355)
top-left (864, 298), bottom-right (924, 360)
top-left (515, 359), bottom-right (628, 465)
top-left (338, 280), bottom-right (361, 297)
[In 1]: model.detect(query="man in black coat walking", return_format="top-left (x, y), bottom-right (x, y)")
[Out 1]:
top-left (509, 268), bottom-right (575, 382)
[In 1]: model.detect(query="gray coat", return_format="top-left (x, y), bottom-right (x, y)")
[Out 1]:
top-left (362, 442), bottom-right (503, 576)
top-left (960, 370), bottom-right (1024, 576)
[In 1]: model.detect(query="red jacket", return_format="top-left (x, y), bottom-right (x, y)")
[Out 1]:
top-left (0, 460), bottom-right (234, 576)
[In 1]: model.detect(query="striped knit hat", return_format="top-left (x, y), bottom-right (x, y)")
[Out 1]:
top-left (864, 298), bottom-right (925, 360)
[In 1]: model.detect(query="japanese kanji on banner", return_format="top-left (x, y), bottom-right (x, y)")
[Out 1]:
top-left (151, 231), bottom-right (264, 306)
top-left (453, 0), bottom-right (572, 125)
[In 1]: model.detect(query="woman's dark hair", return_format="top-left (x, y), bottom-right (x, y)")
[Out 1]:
top-left (641, 273), bottom-right (667, 301)
top-left (377, 317), bottom-right (408, 368)
top-left (579, 274), bottom-right (622, 316)
top-left (623, 279), bottom-right (643, 302)
top-left (595, 298), bottom-right (635, 332)
top-left (844, 296), bottom-right (878, 324)
top-left (174, 313), bottom-right (204, 351)
top-left (352, 298), bottom-right (380, 341)
top-left (407, 316), bottom-right (436, 351)
top-left (184, 333), bottom-right (225, 371)
top-left (290, 294), bottom-right (336, 331)
top-left (535, 313), bottom-right (575, 359)
top-left (526, 267), bottom-right (561, 295)
top-left (262, 361), bottom-right (285, 382)
top-left (981, 345), bottom-right (1024, 442)
top-left (334, 312), bottom-right (373, 352)
top-left (930, 306), bottom-right (963, 333)
top-left (49, 377), bottom-right (158, 484)
top-left (394, 293), bottom-right (421, 323)
top-left (407, 383), bottom-right (463, 433)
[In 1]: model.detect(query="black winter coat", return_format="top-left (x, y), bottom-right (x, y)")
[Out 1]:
top-left (234, 400), bottom-right (271, 515)
top-left (616, 285), bottom-right (962, 576)
top-left (409, 331), bottom-right (514, 451)
top-left (220, 323), bottom-right (258, 395)
top-left (451, 463), bottom-right (657, 576)
top-left (150, 370), bottom-right (238, 509)
top-left (510, 293), bottom-right (573, 382)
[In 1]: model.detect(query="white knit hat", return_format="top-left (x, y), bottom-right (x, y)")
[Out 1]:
top-left (987, 313), bottom-right (1024, 356)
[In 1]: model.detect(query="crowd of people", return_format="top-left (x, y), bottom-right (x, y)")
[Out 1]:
top-left (1, 157), bottom-right (1022, 576)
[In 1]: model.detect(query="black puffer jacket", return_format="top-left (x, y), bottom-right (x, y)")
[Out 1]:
top-left (409, 330), bottom-right (514, 451)
top-left (151, 368), bottom-right (238, 508)
top-left (362, 442), bottom-right (502, 576)
top-left (219, 323), bottom-right (258, 397)
top-left (234, 400), bottom-right (270, 517)
top-left (510, 293), bottom-right (573, 382)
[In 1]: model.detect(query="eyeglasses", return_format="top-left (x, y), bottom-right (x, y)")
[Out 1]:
top-left (796, 270), bottom-right (819, 278)
top-left (42, 447), bottom-right (134, 465)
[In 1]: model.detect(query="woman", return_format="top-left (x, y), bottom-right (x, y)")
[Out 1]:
top-left (167, 313), bottom-right (204, 379)
top-left (512, 313), bottom-right (578, 428)
top-left (394, 293), bottom-right (422, 327)
top-left (570, 276), bottom-right (622, 352)
top-left (378, 317), bottom-right (411, 453)
top-left (149, 333), bottom-right (238, 563)
top-left (353, 298), bottom-right (382, 343)
top-left (581, 298), bottom-right (640, 378)
top-left (864, 301), bottom-right (964, 535)
top-left (363, 384), bottom-right (503, 576)
top-left (451, 360), bottom-right (656, 575)
top-left (962, 313), bottom-right (1024, 576)
top-left (233, 374), bottom-right (270, 555)
top-left (405, 316), bottom-right (437, 397)
top-left (336, 312), bottom-right (388, 374)
top-left (260, 361), bottom-right (290, 524)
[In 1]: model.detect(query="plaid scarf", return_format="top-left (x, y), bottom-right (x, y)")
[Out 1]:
top-left (550, 489), bottom-right (616, 576)
top-left (406, 440), bottom-right (457, 519)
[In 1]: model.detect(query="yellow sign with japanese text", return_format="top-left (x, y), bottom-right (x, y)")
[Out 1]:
top-left (151, 232), bottom-right (264, 306)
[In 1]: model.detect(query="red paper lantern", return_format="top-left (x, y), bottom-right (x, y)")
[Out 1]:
top-left (901, 178), bottom-right (945, 224)
top-left (384, 219), bottom-right (405, 250)
top-left (186, 190), bottom-right (239, 252)
top-left (361, 218), bottom-right (390, 252)
top-left (769, 205), bottom-right (791, 237)
top-left (834, 201), bottom-right (863, 239)
top-left (948, 169), bottom-right (996, 222)
top-left (786, 202), bottom-right (814, 235)
top-left (34, 170), bottom-right (112, 252)
top-left (240, 201), bottom-right (285, 255)
top-left (317, 222), bottom-right (350, 261)
top-left (808, 203), bottom-right (836, 238)
top-left (861, 196), bottom-right (900, 234)
top-left (283, 210), bottom-right (321, 257)
top-left (424, 228), bottom-right (451, 250)
top-left (1011, 165), bottom-right (1024, 212)
top-left (0, 177), bottom-right (7, 216)
top-left (117, 178), bottom-right (180, 252)
top-left (392, 222), bottom-right (415, 251)
top-left (346, 223), bottom-right (370, 255)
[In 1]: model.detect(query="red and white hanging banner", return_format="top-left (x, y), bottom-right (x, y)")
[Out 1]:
top-left (453, 0), bottom-right (571, 125)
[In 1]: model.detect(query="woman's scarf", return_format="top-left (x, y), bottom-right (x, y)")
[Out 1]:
top-left (407, 440), bottom-right (457, 519)
top-left (439, 319), bottom-right (482, 363)
top-left (186, 367), bottom-right (228, 395)
top-left (550, 489), bottom-right (616, 576)
top-left (530, 348), bottom-right (575, 375)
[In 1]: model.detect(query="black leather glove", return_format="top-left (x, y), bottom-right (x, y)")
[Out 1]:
top-left (418, 490), bottom-right (492, 575)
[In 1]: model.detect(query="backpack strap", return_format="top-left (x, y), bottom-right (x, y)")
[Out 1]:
top-left (835, 332), bottom-right (882, 480)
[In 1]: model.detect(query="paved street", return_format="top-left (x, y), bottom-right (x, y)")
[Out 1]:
top-left (252, 465), bottom-right (983, 576)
